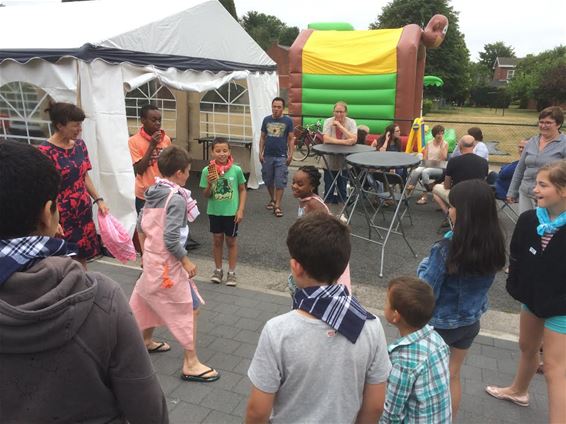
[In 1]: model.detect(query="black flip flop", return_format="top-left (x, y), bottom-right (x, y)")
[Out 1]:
top-left (147, 341), bottom-right (171, 353)
top-left (181, 367), bottom-right (220, 383)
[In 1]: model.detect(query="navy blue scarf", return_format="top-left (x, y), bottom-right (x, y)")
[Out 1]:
top-left (292, 284), bottom-right (376, 343)
top-left (0, 236), bottom-right (75, 285)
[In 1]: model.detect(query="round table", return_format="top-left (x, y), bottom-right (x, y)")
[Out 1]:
top-left (313, 144), bottom-right (374, 203)
top-left (345, 151), bottom-right (421, 278)
top-left (312, 143), bottom-right (375, 156)
top-left (346, 151), bottom-right (421, 169)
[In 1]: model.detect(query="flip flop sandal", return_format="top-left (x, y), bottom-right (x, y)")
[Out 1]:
top-left (274, 207), bottom-right (283, 218)
top-left (147, 341), bottom-right (171, 353)
top-left (181, 367), bottom-right (220, 383)
top-left (265, 200), bottom-right (275, 210)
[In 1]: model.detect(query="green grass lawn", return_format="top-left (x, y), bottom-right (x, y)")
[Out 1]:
top-left (424, 106), bottom-right (539, 163)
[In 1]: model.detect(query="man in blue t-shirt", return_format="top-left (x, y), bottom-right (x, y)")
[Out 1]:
top-left (259, 97), bottom-right (294, 218)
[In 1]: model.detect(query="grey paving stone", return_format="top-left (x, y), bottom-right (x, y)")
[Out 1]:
top-left (169, 401), bottom-right (211, 424)
top-left (465, 353), bottom-right (498, 371)
top-left (213, 369), bottom-right (243, 391)
top-left (481, 344), bottom-right (515, 360)
top-left (493, 337), bottom-right (518, 351)
top-left (153, 355), bottom-right (183, 377)
top-left (232, 375), bottom-right (253, 396)
top-left (474, 334), bottom-right (495, 346)
top-left (233, 306), bottom-right (262, 319)
top-left (208, 337), bottom-right (242, 354)
top-left (233, 342), bottom-right (257, 359)
top-left (208, 351), bottom-right (244, 371)
top-left (202, 410), bottom-right (242, 424)
top-left (157, 373), bottom-right (183, 395)
top-left (233, 357), bottom-right (252, 375)
top-left (252, 301), bottom-right (282, 314)
top-left (211, 312), bottom-right (239, 326)
top-left (461, 364), bottom-right (483, 381)
top-left (211, 303), bottom-right (240, 315)
top-left (234, 329), bottom-right (260, 344)
top-left (481, 368), bottom-right (515, 385)
top-left (232, 398), bottom-right (248, 418)
top-left (497, 357), bottom-right (519, 374)
top-left (195, 333), bottom-right (217, 349)
top-left (171, 381), bottom-right (214, 404)
top-left (209, 324), bottom-right (240, 339)
top-left (234, 317), bottom-right (263, 332)
top-left (200, 388), bottom-right (244, 414)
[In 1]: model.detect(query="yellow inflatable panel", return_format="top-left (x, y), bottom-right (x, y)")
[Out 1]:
top-left (303, 29), bottom-right (402, 75)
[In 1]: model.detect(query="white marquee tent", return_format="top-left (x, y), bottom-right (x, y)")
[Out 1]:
top-left (0, 0), bottom-right (277, 234)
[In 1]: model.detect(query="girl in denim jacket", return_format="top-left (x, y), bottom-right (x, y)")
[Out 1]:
top-left (418, 179), bottom-right (506, 418)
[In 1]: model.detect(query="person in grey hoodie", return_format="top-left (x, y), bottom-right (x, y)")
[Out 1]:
top-left (0, 141), bottom-right (168, 424)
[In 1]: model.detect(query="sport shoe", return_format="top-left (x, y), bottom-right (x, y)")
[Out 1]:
top-left (226, 272), bottom-right (237, 287)
top-left (211, 269), bottom-right (223, 284)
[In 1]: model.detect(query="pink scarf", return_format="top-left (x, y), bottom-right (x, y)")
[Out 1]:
top-left (154, 177), bottom-right (199, 222)
top-left (210, 156), bottom-right (234, 176)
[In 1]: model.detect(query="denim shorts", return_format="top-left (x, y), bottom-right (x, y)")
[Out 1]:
top-left (190, 284), bottom-right (200, 310)
top-left (435, 321), bottom-right (480, 350)
top-left (262, 156), bottom-right (288, 189)
top-left (522, 304), bottom-right (566, 334)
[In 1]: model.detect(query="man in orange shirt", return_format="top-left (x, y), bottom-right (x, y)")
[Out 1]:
top-left (128, 104), bottom-right (171, 213)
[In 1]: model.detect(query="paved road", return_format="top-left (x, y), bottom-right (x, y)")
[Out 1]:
top-left (90, 260), bottom-right (548, 424)
top-left (185, 166), bottom-right (520, 315)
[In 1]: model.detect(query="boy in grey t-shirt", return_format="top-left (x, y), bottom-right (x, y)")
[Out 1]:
top-left (246, 214), bottom-right (391, 424)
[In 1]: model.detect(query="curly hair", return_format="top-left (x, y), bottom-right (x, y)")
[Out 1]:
top-left (298, 165), bottom-right (321, 195)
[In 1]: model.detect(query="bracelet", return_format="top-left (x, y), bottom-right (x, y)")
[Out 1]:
top-left (93, 197), bottom-right (104, 204)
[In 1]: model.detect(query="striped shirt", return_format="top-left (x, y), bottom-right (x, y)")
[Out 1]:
top-left (379, 325), bottom-right (451, 424)
top-left (541, 232), bottom-right (554, 251)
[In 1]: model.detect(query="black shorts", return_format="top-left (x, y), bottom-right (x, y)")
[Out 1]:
top-left (209, 215), bottom-right (238, 237)
top-left (434, 321), bottom-right (480, 350)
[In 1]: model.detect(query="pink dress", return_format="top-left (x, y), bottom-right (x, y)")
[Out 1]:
top-left (298, 195), bottom-right (352, 291)
top-left (130, 190), bottom-right (203, 350)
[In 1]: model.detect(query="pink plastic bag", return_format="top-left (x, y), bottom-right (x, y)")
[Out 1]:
top-left (97, 212), bottom-right (137, 263)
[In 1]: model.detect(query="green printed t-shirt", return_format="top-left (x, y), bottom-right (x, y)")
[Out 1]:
top-left (199, 164), bottom-right (246, 216)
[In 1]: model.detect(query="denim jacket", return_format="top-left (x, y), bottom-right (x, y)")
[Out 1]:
top-left (417, 239), bottom-right (496, 329)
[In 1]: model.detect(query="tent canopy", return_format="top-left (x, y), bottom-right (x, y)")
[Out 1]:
top-left (0, 0), bottom-right (275, 72)
top-left (0, 0), bottom-right (277, 235)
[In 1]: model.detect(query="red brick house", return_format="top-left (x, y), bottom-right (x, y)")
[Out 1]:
top-left (492, 57), bottom-right (520, 86)
top-left (266, 42), bottom-right (290, 100)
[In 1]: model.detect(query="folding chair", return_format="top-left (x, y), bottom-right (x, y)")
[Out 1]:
top-left (366, 170), bottom-right (414, 228)
top-left (496, 195), bottom-right (519, 223)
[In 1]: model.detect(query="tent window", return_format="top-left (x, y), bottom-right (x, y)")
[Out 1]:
top-left (200, 82), bottom-right (252, 140)
top-left (125, 81), bottom-right (176, 138)
top-left (0, 82), bottom-right (53, 146)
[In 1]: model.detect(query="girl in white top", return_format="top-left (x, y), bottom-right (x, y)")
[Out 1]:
top-left (407, 124), bottom-right (449, 205)
top-left (291, 166), bottom-right (351, 290)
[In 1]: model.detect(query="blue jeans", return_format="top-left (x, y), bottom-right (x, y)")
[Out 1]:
top-left (323, 169), bottom-right (347, 203)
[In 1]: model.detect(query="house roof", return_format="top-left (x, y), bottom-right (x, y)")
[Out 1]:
top-left (494, 57), bottom-right (520, 68)
top-left (0, 0), bottom-right (275, 71)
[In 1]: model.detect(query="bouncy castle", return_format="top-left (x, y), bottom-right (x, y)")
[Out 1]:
top-left (288, 15), bottom-right (448, 136)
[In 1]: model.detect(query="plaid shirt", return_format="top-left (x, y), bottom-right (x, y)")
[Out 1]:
top-left (379, 325), bottom-right (451, 424)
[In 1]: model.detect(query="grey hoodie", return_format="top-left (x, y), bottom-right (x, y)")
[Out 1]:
top-left (138, 183), bottom-right (188, 260)
top-left (0, 257), bottom-right (168, 424)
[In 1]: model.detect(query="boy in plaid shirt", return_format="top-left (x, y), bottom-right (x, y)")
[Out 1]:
top-left (380, 277), bottom-right (451, 423)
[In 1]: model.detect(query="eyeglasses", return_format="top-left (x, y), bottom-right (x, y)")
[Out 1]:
top-left (539, 120), bottom-right (556, 127)
top-left (334, 110), bottom-right (346, 114)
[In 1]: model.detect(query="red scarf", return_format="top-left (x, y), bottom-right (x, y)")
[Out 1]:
top-left (139, 127), bottom-right (165, 143)
top-left (210, 156), bottom-right (234, 176)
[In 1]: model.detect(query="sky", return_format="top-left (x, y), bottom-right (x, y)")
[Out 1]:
top-left (3, 0), bottom-right (565, 61)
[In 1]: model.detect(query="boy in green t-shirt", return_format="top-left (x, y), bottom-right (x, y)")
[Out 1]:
top-left (200, 138), bottom-right (247, 286)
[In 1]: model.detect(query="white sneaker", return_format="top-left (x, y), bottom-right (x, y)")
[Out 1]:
top-left (226, 272), bottom-right (237, 287)
top-left (211, 269), bottom-right (223, 284)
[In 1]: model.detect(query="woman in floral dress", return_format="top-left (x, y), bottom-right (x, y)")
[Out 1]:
top-left (38, 102), bottom-right (108, 268)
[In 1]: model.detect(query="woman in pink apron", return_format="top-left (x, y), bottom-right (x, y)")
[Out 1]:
top-left (130, 146), bottom-right (219, 382)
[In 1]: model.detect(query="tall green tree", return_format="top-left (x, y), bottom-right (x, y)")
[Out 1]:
top-left (370, 0), bottom-right (470, 103)
top-left (478, 41), bottom-right (515, 69)
top-left (509, 46), bottom-right (566, 109)
top-left (218, 0), bottom-right (238, 21)
top-left (241, 11), bottom-right (298, 50)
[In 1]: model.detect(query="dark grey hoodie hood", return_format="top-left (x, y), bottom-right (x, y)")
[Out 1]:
top-left (0, 256), bottom-right (96, 354)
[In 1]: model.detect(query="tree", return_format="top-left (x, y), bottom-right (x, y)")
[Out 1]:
top-left (218, 0), bottom-right (238, 21)
top-left (509, 46), bottom-right (566, 109)
top-left (241, 11), bottom-right (298, 50)
top-left (369, 0), bottom-right (470, 103)
top-left (478, 42), bottom-right (516, 69)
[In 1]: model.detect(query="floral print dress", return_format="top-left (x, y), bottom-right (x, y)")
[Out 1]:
top-left (38, 139), bottom-right (101, 259)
